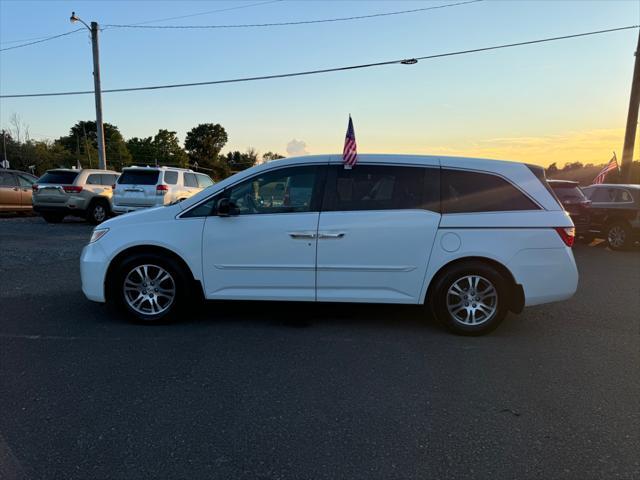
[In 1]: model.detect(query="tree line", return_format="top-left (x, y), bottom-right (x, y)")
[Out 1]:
top-left (0, 116), bottom-right (284, 179)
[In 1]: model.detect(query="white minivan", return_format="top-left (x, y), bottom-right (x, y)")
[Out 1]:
top-left (81, 155), bottom-right (578, 335)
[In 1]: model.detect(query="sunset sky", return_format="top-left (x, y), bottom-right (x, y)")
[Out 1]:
top-left (0, 0), bottom-right (638, 167)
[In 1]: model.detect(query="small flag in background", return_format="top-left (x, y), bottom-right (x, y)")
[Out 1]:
top-left (592, 153), bottom-right (619, 184)
top-left (342, 115), bottom-right (358, 168)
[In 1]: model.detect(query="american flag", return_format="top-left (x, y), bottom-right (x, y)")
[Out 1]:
top-left (592, 153), bottom-right (619, 184)
top-left (342, 115), bottom-right (358, 167)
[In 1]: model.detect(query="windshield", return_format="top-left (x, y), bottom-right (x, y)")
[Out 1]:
top-left (118, 170), bottom-right (160, 185)
top-left (551, 185), bottom-right (587, 203)
top-left (38, 171), bottom-right (79, 185)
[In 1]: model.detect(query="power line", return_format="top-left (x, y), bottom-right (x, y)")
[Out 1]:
top-left (104, 0), bottom-right (483, 30)
top-left (112, 0), bottom-right (284, 28)
top-left (0, 28), bottom-right (85, 52)
top-left (1, 25), bottom-right (637, 99)
top-left (0, 0), bottom-right (281, 49)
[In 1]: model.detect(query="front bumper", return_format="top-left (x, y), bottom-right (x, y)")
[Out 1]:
top-left (80, 242), bottom-right (109, 302)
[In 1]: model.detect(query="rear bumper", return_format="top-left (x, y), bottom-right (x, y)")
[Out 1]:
top-left (33, 204), bottom-right (86, 215)
top-left (80, 242), bottom-right (109, 302)
top-left (507, 247), bottom-right (578, 307)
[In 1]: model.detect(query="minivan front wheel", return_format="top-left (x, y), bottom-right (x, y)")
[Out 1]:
top-left (431, 262), bottom-right (509, 336)
top-left (113, 254), bottom-right (187, 323)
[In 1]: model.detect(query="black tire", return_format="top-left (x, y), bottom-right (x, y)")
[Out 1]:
top-left (429, 261), bottom-right (510, 336)
top-left (42, 213), bottom-right (64, 223)
top-left (110, 253), bottom-right (190, 324)
top-left (606, 222), bottom-right (631, 251)
top-left (87, 200), bottom-right (109, 225)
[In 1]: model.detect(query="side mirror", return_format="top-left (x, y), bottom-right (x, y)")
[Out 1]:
top-left (217, 198), bottom-right (239, 217)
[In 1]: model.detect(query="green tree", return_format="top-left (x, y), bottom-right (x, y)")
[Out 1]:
top-left (262, 151), bottom-right (285, 163)
top-left (184, 123), bottom-right (228, 177)
top-left (153, 129), bottom-right (188, 167)
top-left (225, 147), bottom-right (258, 172)
top-left (58, 121), bottom-right (132, 170)
top-left (126, 137), bottom-right (154, 165)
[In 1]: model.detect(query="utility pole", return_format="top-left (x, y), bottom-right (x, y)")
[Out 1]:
top-left (621, 30), bottom-right (640, 183)
top-left (71, 13), bottom-right (106, 170)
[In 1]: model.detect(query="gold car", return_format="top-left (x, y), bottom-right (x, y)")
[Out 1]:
top-left (0, 169), bottom-right (38, 213)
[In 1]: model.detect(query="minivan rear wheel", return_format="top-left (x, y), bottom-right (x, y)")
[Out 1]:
top-left (431, 262), bottom-right (509, 336)
top-left (112, 253), bottom-right (188, 323)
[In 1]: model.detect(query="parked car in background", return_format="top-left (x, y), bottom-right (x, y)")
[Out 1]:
top-left (0, 169), bottom-right (38, 213)
top-left (81, 155), bottom-right (578, 336)
top-left (581, 184), bottom-right (640, 250)
top-left (32, 169), bottom-right (120, 224)
top-left (112, 166), bottom-right (214, 215)
top-left (548, 180), bottom-right (591, 239)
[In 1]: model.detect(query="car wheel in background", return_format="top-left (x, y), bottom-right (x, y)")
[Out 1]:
top-left (112, 253), bottom-right (188, 324)
top-left (607, 222), bottom-right (630, 250)
top-left (430, 261), bottom-right (509, 336)
top-left (42, 213), bottom-right (64, 223)
top-left (87, 200), bottom-right (109, 225)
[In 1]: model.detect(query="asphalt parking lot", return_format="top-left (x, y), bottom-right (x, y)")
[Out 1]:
top-left (0, 216), bottom-right (638, 480)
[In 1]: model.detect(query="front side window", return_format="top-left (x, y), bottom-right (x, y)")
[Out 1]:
top-left (16, 174), bottom-right (35, 187)
top-left (228, 166), bottom-right (318, 214)
top-left (615, 189), bottom-right (633, 203)
top-left (323, 165), bottom-right (439, 212)
top-left (0, 172), bottom-right (17, 186)
top-left (441, 169), bottom-right (539, 214)
top-left (196, 174), bottom-right (214, 188)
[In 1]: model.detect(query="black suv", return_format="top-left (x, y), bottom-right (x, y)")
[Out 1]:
top-left (548, 180), bottom-right (591, 237)
top-left (581, 184), bottom-right (640, 250)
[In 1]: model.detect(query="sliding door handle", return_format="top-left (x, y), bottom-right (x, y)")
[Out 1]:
top-left (318, 232), bottom-right (345, 239)
top-left (288, 231), bottom-right (317, 240)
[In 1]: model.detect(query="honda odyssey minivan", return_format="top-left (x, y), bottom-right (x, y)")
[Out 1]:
top-left (80, 155), bottom-right (578, 335)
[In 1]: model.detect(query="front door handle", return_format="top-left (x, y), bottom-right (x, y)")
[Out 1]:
top-left (318, 232), bottom-right (346, 239)
top-left (288, 231), bottom-right (317, 240)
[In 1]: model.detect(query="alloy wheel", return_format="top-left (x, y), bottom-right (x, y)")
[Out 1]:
top-left (93, 204), bottom-right (106, 223)
top-left (446, 275), bottom-right (498, 326)
top-left (123, 264), bottom-right (176, 316)
top-left (607, 225), bottom-right (626, 249)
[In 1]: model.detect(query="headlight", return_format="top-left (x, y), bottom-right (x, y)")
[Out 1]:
top-left (89, 228), bottom-right (109, 244)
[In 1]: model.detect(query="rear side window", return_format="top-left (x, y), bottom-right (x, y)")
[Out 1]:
top-left (118, 170), bottom-right (159, 185)
top-left (323, 165), bottom-right (439, 212)
top-left (104, 174), bottom-right (118, 185)
top-left (164, 171), bottom-right (178, 185)
top-left (184, 173), bottom-right (198, 188)
top-left (86, 174), bottom-right (102, 185)
top-left (442, 169), bottom-right (539, 213)
top-left (196, 174), bottom-right (213, 188)
top-left (38, 171), bottom-right (79, 185)
top-left (590, 188), bottom-right (615, 203)
top-left (0, 172), bottom-right (17, 186)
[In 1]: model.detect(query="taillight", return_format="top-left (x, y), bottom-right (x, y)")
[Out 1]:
top-left (32, 184), bottom-right (39, 192)
top-left (63, 185), bottom-right (83, 193)
top-left (156, 184), bottom-right (169, 195)
top-left (555, 227), bottom-right (576, 247)
top-left (111, 184), bottom-right (116, 190)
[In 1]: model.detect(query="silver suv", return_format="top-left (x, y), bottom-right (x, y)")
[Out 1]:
top-left (112, 166), bottom-right (213, 214)
top-left (32, 169), bottom-right (120, 224)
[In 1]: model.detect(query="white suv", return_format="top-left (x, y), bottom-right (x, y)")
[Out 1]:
top-left (112, 166), bottom-right (213, 214)
top-left (81, 155), bottom-right (578, 335)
